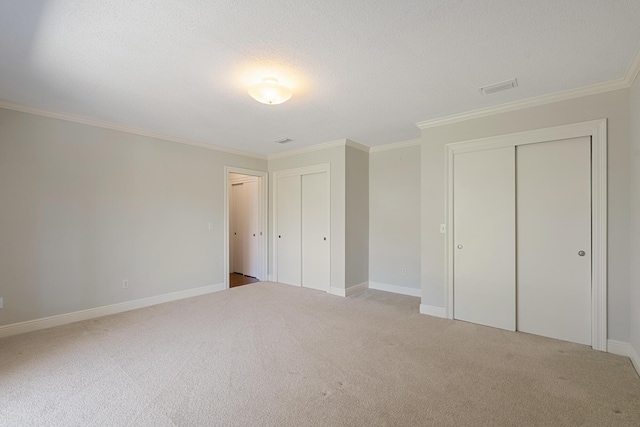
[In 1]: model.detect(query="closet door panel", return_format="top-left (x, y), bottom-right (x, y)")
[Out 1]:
top-left (453, 147), bottom-right (516, 331)
top-left (244, 180), bottom-right (260, 279)
top-left (276, 175), bottom-right (301, 286)
top-left (301, 172), bottom-right (330, 291)
top-left (517, 137), bottom-right (591, 345)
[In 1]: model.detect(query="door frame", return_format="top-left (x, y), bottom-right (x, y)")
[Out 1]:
top-left (224, 166), bottom-right (268, 289)
top-left (271, 163), bottom-right (331, 291)
top-left (444, 119), bottom-right (607, 351)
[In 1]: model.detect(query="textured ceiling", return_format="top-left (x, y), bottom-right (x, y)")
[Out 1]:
top-left (1, 1), bottom-right (639, 155)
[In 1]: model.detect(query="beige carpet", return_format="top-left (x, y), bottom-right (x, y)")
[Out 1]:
top-left (1, 282), bottom-right (639, 426)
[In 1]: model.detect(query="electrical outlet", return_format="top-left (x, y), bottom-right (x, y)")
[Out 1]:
top-left (208, 222), bottom-right (214, 230)
top-left (401, 268), bottom-right (407, 276)
top-left (440, 224), bottom-right (446, 234)
top-left (122, 279), bottom-right (129, 289)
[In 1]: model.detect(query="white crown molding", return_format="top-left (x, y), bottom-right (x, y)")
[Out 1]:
top-left (268, 138), bottom-right (348, 160)
top-left (269, 138), bottom-right (372, 161)
top-left (345, 139), bottom-right (370, 153)
top-left (624, 45), bottom-right (640, 87)
top-left (370, 138), bottom-right (422, 153)
top-left (415, 45), bottom-right (640, 130)
top-left (416, 45), bottom-right (640, 131)
top-left (416, 79), bottom-right (629, 130)
top-left (0, 283), bottom-right (225, 339)
top-left (0, 99), bottom-right (267, 160)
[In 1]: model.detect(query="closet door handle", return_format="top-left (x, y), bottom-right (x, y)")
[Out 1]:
top-left (279, 235), bottom-right (281, 238)
top-left (578, 250), bottom-right (586, 257)
top-left (324, 237), bottom-right (327, 241)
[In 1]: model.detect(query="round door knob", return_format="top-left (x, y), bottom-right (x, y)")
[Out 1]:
top-left (324, 237), bottom-right (327, 241)
top-left (578, 251), bottom-right (586, 257)
top-left (278, 235), bottom-right (281, 238)
top-left (253, 234), bottom-right (255, 237)
top-left (457, 244), bottom-right (463, 249)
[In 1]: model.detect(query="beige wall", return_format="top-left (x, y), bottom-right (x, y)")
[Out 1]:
top-left (345, 145), bottom-right (369, 288)
top-left (3, 86), bottom-right (636, 346)
top-left (369, 145), bottom-right (421, 289)
top-left (630, 77), bottom-right (640, 353)
top-left (268, 145), bottom-right (347, 290)
top-left (0, 108), bottom-right (266, 326)
top-left (420, 89), bottom-right (631, 341)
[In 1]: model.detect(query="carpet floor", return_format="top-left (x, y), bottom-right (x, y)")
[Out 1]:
top-left (1, 282), bottom-right (639, 426)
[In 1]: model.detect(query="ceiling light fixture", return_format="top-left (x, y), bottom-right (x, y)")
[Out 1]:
top-left (248, 78), bottom-right (292, 105)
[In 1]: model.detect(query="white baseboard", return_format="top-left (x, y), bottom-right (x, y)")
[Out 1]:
top-left (328, 282), bottom-right (369, 297)
top-left (630, 345), bottom-right (640, 376)
top-left (329, 288), bottom-right (346, 297)
top-left (346, 282), bottom-right (369, 297)
top-left (607, 339), bottom-right (630, 356)
top-left (420, 304), bottom-right (447, 318)
top-left (0, 283), bottom-right (225, 339)
top-left (607, 339), bottom-right (640, 376)
top-left (368, 281), bottom-right (421, 297)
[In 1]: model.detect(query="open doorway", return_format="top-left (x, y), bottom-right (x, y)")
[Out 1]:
top-left (224, 167), bottom-right (268, 289)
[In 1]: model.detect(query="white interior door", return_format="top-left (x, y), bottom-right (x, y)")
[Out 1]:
top-left (243, 180), bottom-right (259, 278)
top-left (453, 147), bottom-right (516, 331)
top-left (276, 175), bottom-right (301, 286)
top-left (231, 183), bottom-right (243, 274)
top-left (516, 137), bottom-right (591, 345)
top-left (301, 172), bottom-right (330, 291)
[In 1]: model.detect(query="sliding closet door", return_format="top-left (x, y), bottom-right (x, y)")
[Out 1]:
top-left (301, 172), bottom-right (330, 291)
top-left (276, 175), bottom-right (301, 286)
top-left (517, 137), bottom-right (591, 345)
top-left (453, 147), bottom-right (516, 331)
top-left (243, 179), bottom-right (260, 279)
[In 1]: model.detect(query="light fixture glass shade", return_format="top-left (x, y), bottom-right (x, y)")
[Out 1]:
top-left (248, 78), bottom-right (292, 105)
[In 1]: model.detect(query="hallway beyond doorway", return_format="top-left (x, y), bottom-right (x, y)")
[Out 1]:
top-left (229, 273), bottom-right (259, 288)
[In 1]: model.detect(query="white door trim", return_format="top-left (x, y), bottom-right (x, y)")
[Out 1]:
top-left (444, 119), bottom-right (607, 351)
top-left (229, 175), bottom-right (258, 185)
top-left (224, 166), bottom-right (268, 289)
top-left (272, 163), bottom-right (331, 292)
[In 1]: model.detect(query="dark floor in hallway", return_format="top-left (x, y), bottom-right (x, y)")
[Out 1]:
top-left (230, 273), bottom-right (260, 288)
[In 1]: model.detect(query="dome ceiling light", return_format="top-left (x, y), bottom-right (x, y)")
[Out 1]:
top-left (248, 78), bottom-right (292, 105)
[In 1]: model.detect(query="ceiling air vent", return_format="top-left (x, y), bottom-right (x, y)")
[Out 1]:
top-left (479, 78), bottom-right (518, 95)
top-left (275, 138), bottom-right (293, 144)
